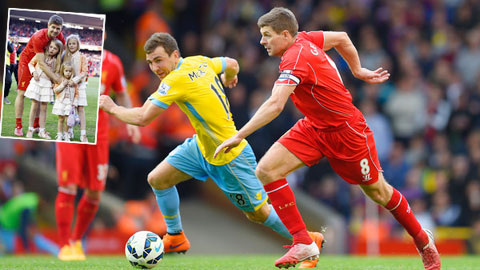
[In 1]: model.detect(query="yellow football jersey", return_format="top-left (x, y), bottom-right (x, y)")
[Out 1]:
top-left (149, 56), bottom-right (247, 165)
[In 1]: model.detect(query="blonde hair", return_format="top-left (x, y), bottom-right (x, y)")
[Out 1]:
top-left (60, 62), bottom-right (75, 79)
top-left (63, 34), bottom-right (82, 64)
top-left (47, 38), bottom-right (64, 74)
top-left (66, 34), bottom-right (81, 54)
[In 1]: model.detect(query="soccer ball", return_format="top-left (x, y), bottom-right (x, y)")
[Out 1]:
top-left (125, 231), bottom-right (164, 269)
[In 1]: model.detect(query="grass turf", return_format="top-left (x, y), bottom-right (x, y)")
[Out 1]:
top-left (1, 77), bottom-right (99, 143)
top-left (0, 255), bottom-right (478, 270)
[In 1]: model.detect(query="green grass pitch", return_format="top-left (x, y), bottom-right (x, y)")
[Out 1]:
top-left (1, 77), bottom-right (99, 142)
top-left (0, 255), bottom-right (478, 270)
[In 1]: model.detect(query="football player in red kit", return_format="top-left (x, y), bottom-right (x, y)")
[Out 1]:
top-left (15, 15), bottom-right (65, 136)
top-left (216, 7), bottom-right (440, 270)
top-left (55, 50), bottom-right (140, 260)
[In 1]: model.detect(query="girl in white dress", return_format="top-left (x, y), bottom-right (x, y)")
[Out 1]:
top-left (63, 34), bottom-right (89, 142)
top-left (25, 39), bottom-right (63, 139)
top-left (52, 62), bottom-right (78, 141)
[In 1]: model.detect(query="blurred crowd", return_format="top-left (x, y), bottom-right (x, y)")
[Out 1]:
top-left (2, 0), bottom-right (480, 253)
top-left (8, 20), bottom-right (103, 46)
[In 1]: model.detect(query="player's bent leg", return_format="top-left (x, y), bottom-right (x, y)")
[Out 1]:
top-left (148, 160), bottom-right (192, 254)
top-left (360, 173), bottom-right (440, 269)
top-left (257, 143), bottom-right (310, 242)
top-left (256, 143), bottom-right (317, 267)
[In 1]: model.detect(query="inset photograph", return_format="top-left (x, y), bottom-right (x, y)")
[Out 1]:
top-left (1, 8), bottom-right (105, 144)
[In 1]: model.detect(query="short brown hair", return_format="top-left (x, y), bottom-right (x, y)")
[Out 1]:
top-left (257, 7), bottom-right (298, 37)
top-left (144, 32), bottom-right (180, 56)
top-left (48, 14), bottom-right (63, 26)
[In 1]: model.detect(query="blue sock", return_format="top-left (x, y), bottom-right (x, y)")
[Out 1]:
top-left (152, 186), bottom-right (183, 234)
top-left (33, 234), bottom-right (59, 255)
top-left (263, 204), bottom-right (292, 239)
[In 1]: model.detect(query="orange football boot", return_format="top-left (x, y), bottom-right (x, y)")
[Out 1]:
top-left (163, 231), bottom-right (191, 254)
top-left (298, 231), bottom-right (326, 269)
top-left (70, 240), bottom-right (86, 260)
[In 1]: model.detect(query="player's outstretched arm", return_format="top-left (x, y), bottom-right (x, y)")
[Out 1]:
top-left (323, 31), bottom-right (390, 84)
top-left (221, 57), bottom-right (239, 88)
top-left (214, 83), bottom-right (295, 158)
top-left (99, 95), bottom-right (165, 127)
top-left (115, 91), bottom-right (142, 144)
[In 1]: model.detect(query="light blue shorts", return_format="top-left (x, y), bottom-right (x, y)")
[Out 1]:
top-left (166, 136), bottom-right (268, 212)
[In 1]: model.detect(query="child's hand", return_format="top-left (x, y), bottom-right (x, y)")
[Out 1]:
top-left (33, 71), bottom-right (40, 81)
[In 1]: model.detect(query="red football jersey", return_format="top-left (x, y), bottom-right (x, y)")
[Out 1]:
top-left (19, 28), bottom-right (65, 64)
top-left (97, 50), bottom-right (127, 141)
top-left (276, 31), bottom-right (360, 129)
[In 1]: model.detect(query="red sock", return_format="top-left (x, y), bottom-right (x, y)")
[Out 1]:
top-left (264, 179), bottom-right (312, 245)
top-left (55, 191), bottom-right (75, 247)
top-left (16, 118), bottom-right (22, 128)
top-left (71, 195), bottom-right (99, 241)
top-left (385, 188), bottom-right (428, 249)
top-left (33, 117), bottom-right (40, 128)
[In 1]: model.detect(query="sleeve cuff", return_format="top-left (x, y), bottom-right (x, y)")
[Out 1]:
top-left (148, 97), bottom-right (169, 109)
top-left (220, 57), bottom-right (226, 73)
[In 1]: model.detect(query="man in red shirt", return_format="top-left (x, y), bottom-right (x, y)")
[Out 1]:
top-left (55, 50), bottom-right (140, 260)
top-left (216, 7), bottom-right (440, 270)
top-left (14, 15), bottom-right (65, 136)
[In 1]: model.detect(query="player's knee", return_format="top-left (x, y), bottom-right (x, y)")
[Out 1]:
top-left (84, 189), bottom-right (101, 201)
top-left (364, 184), bottom-right (392, 206)
top-left (244, 210), bottom-right (268, 224)
top-left (147, 172), bottom-right (167, 190)
top-left (366, 189), bottom-right (384, 205)
top-left (255, 164), bottom-right (275, 184)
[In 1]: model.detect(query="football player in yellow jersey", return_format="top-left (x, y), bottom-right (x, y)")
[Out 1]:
top-left (100, 33), bottom-right (324, 263)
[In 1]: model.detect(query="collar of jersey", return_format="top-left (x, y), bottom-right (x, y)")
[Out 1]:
top-left (175, 58), bottom-right (184, 70)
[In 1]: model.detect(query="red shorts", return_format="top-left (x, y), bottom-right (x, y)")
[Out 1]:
top-left (56, 140), bottom-right (109, 191)
top-left (18, 60), bottom-right (32, 91)
top-left (277, 115), bottom-right (383, 185)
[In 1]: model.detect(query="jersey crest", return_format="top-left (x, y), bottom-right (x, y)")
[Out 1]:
top-left (157, 82), bottom-right (171, 96)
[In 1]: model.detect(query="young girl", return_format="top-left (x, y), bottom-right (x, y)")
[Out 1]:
top-left (63, 34), bottom-right (89, 142)
top-left (52, 62), bottom-right (78, 141)
top-left (24, 39), bottom-right (63, 139)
